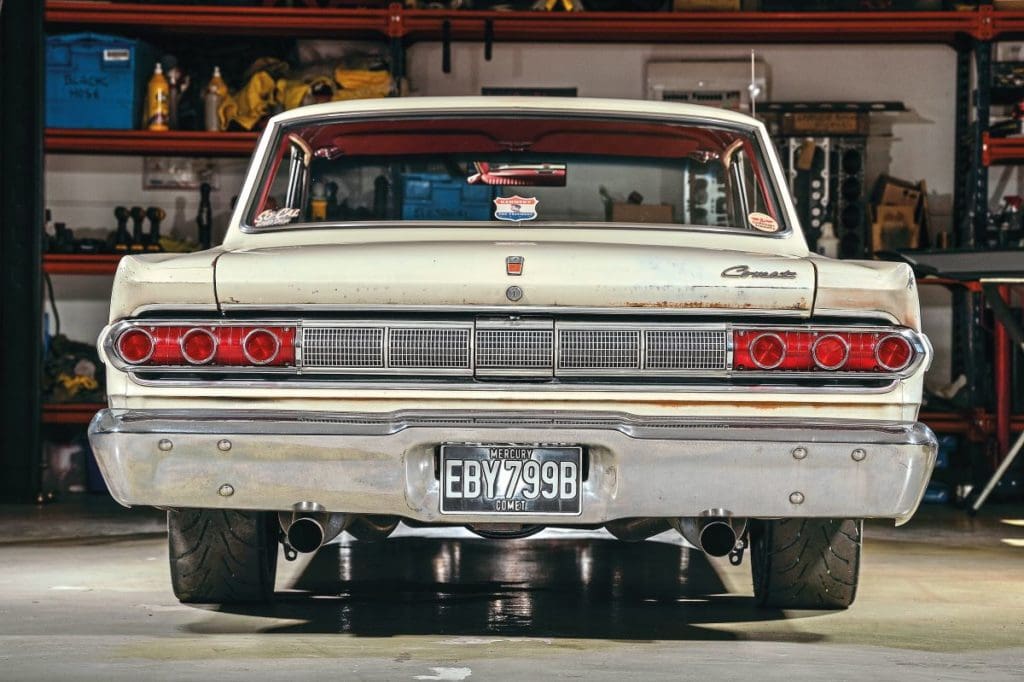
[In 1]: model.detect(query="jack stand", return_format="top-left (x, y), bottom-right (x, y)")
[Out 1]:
top-left (970, 429), bottom-right (1024, 515)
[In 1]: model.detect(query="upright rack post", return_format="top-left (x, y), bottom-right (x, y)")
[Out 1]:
top-left (953, 37), bottom-right (972, 246)
top-left (972, 39), bottom-right (992, 247)
top-left (0, 0), bottom-right (44, 502)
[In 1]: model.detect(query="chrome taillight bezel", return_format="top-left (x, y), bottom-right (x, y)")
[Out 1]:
top-left (811, 333), bottom-right (851, 371)
top-left (115, 327), bottom-right (156, 365)
top-left (748, 332), bottom-right (787, 370)
top-left (874, 333), bottom-right (914, 372)
top-left (179, 328), bottom-right (219, 365)
top-left (242, 328), bottom-right (282, 366)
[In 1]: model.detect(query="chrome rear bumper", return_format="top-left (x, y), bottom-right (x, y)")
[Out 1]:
top-left (88, 409), bottom-right (937, 525)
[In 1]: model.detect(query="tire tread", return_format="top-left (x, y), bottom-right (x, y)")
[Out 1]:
top-left (168, 509), bottom-right (278, 604)
top-left (752, 518), bottom-right (861, 610)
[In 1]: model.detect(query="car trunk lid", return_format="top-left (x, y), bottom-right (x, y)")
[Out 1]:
top-left (214, 239), bottom-right (814, 315)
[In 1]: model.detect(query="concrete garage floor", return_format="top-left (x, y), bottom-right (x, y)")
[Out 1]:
top-left (0, 499), bottom-right (1022, 681)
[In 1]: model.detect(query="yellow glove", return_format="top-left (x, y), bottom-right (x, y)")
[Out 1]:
top-left (57, 372), bottom-right (98, 398)
top-left (218, 70), bottom-right (276, 131)
top-left (332, 69), bottom-right (391, 101)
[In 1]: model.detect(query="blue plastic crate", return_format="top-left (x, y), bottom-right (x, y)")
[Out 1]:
top-left (46, 33), bottom-right (155, 130)
top-left (401, 173), bottom-right (495, 221)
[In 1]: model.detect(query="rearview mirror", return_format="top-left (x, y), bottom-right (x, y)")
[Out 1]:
top-left (467, 162), bottom-right (567, 187)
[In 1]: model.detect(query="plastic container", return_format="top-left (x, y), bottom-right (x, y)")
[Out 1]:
top-left (401, 173), bottom-right (495, 221)
top-left (46, 32), bottom-right (155, 129)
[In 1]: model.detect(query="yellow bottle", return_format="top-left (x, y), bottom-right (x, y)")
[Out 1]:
top-left (208, 66), bottom-right (228, 99)
top-left (145, 63), bottom-right (170, 131)
top-left (204, 66), bottom-right (229, 132)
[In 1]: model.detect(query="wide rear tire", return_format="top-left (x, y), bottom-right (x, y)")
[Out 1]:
top-left (168, 509), bottom-right (279, 604)
top-left (750, 518), bottom-right (862, 610)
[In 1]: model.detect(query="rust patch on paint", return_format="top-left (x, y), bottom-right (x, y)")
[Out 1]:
top-left (623, 299), bottom-right (807, 311)
top-left (637, 399), bottom-right (814, 410)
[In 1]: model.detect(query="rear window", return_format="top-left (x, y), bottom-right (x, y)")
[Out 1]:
top-left (245, 114), bottom-right (786, 234)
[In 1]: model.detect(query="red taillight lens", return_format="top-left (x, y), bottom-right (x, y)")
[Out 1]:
top-left (117, 329), bottom-right (154, 364)
top-left (113, 324), bottom-right (295, 368)
top-left (812, 334), bottom-right (849, 370)
top-left (875, 334), bottom-right (913, 371)
top-left (243, 328), bottom-right (281, 365)
top-left (180, 328), bottom-right (217, 365)
top-left (733, 328), bottom-right (917, 374)
top-left (749, 333), bottom-right (786, 369)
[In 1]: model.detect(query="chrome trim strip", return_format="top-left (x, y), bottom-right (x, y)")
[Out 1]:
top-left (216, 303), bottom-right (810, 318)
top-left (92, 408), bottom-right (937, 442)
top-left (123, 374), bottom-right (902, 395)
top-left (130, 303), bottom-right (220, 317)
top-left (725, 327), bottom-right (735, 372)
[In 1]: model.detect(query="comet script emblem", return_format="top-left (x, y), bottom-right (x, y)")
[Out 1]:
top-left (721, 265), bottom-right (798, 280)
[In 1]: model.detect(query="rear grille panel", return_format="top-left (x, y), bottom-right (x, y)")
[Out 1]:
top-left (558, 329), bottom-right (640, 371)
top-left (302, 327), bottom-right (384, 369)
top-left (476, 329), bottom-right (553, 370)
top-left (644, 329), bottom-right (728, 371)
top-left (298, 320), bottom-right (729, 378)
top-left (389, 327), bottom-right (472, 369)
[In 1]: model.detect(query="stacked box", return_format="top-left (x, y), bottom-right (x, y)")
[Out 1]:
top-left (401, 173), bottom-right (496, 221)
top-left (46, 32), bottom-right (155, 130)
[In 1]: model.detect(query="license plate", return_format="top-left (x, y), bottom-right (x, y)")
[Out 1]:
top-left (440, 444), bottom-right (582, 515)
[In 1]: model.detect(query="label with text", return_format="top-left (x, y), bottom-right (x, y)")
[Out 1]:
top-left (440, 444), bottom-right (582, 515)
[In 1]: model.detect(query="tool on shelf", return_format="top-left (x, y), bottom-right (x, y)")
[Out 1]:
top-left (990, 196), bottom-right (1024, 248)
top-left (129, 206), bottom-right (146, 252)
top-left (196, 182), bottom-right (213, 250)
top-left (111, 206), bottom-right (132, 252)
top-left (145, 206), bottom-right (165, 252)
top-left (52, 222), bottom-right (75, 254)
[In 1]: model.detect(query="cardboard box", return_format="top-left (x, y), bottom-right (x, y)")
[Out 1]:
top-left (612, 203), bottom-right (674, 224)
top-left (780, 112), bottom-right (869, 136)
top-left (872, 205), bottom-right (920, 251)
top-left (872, 175), bottom-right (922, 208)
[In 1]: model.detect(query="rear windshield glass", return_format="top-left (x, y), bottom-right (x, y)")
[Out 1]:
top-left (246, 115), bottom-right (785, 234)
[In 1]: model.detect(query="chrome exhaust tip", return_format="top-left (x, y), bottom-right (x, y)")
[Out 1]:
top-left (278, 503), bottom-right (348, 554)
top-left (672, 511), bottom-right (747, 558)
top-left (696, 520), bottom-right (739, 557)
top-left (286, 516), bottom-right (325, 553)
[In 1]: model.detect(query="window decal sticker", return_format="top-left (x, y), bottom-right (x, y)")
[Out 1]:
top-left (748, 212), bottom-right (779, 233)
top-left (254, 208), bottom-right (302, 228)
top-left (494, 196), bottom-right (539, 222)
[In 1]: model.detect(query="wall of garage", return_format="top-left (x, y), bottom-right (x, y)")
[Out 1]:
top-left (48, 41), bottom-right (963, 386)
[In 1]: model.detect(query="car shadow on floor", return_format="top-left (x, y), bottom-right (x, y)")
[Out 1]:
top-left (200, 535), bottom-right (822, 641)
